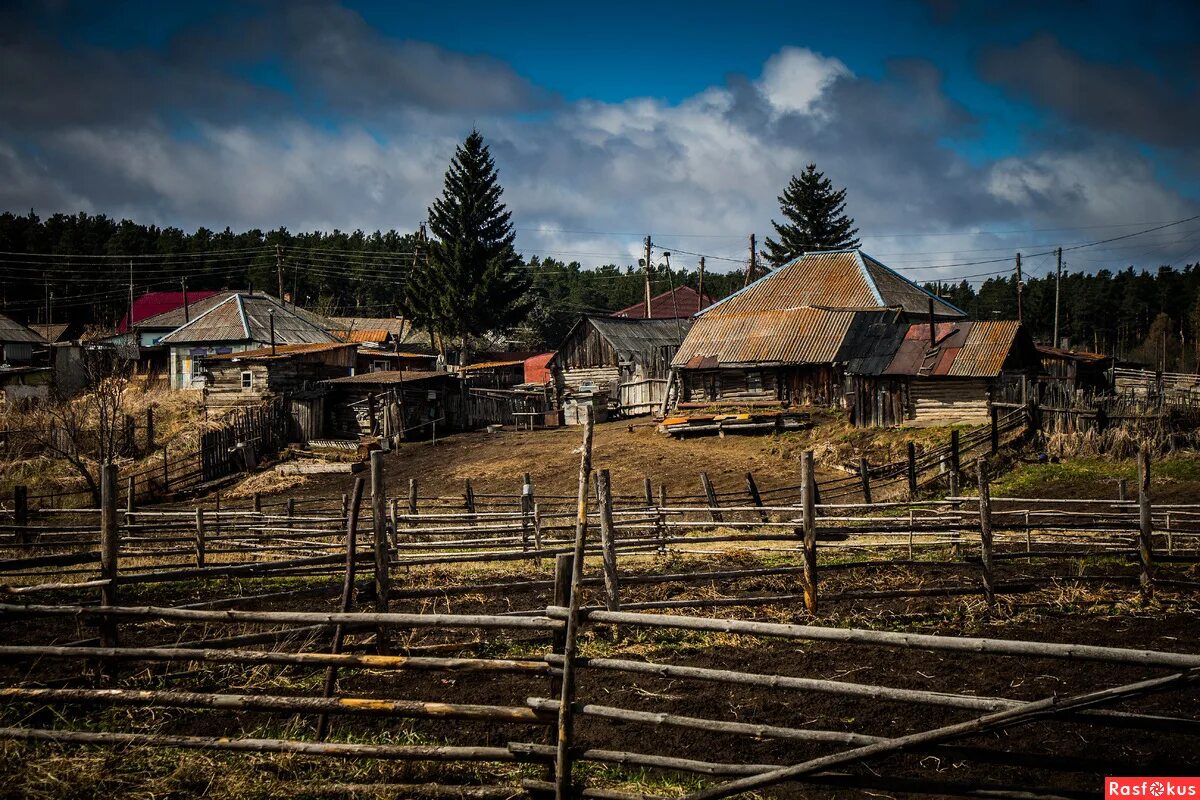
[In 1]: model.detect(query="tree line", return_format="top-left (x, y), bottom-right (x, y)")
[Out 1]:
top-left (1, 129), bottom-right (1197, 370)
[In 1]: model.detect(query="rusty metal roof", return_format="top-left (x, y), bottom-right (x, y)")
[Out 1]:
top-left (323, 370), bottom-right (447, 386)
top-left (672, 307), bottom-right (868, 368)
top-left (203, 342), bottom-right (356, 362)
top-left (334, 328), bottom-right (391, 343)
top-left (882, 320), bottom-right (1029, 378)
top-left (700, 249), bottom-right (966, 319)
top-left (159, 293), bottom-right (340, 346)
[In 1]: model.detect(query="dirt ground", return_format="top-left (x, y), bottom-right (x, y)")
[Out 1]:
top-left (235, 416), bottom-right (954, 506)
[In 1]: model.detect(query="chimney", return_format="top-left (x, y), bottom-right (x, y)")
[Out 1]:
top-left (927, 298), bottom-right (936, 346)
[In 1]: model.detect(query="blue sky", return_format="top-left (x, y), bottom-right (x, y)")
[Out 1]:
top-left (2, 0), bottom-right (1198, 279)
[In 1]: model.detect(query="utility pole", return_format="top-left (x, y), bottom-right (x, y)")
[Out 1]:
top-left (1015, 252), bottom-right (1023, 324)
top-left (275, 244), bottom-right (285, 305)
top-left (697, 256), bottom-right (706, 309)
top-left (128, 259), bottom-right (134, 337)
top-left (43, 278), bottom-right (49, 325)
top-left (1053, 246), bottom-right (1063, 348)
top-left (181, 276), bottom-right (190, 324)
top-left (643, 235), bottom-right (653, 319)
top-left (744, 233), bottom-right (757, 288)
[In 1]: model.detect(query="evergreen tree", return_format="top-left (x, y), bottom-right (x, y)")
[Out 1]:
top-left (404, 131), bottom-right (529, 353)
top-left (762, 163), bottom-right (860, 267)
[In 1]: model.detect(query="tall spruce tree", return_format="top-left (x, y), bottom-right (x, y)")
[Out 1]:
top-left (762, 163), bottom-right (860, 267)
top-left (404, 131), bottom-right (528, 353)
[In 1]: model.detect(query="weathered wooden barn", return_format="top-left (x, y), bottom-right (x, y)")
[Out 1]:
top-left (668, 249), bottom-right (1040, 427)
top-left (672, 307), bottom-right (902, 409)
top-left (0, 312), bottom-right (47, 367)
top-left (549, 316), bottom-right (689, 416)
top-left (322, 370), bottom-right (456, 441)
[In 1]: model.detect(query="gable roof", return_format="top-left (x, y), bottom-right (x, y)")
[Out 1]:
top-left (672, 307), bottom-right (894, 368)
top-left (133, 290), bottom-right (237, 331)
top-left (0, 313), bottom-right (47, 344)
top-left (158, 293), bottom-right (340, 347)
top-left (612, 286), bottom-right (714, 319)
top-left (700, 249), bottom-right (965, 319)
top-left (28, 323), bottom-right (70, 343)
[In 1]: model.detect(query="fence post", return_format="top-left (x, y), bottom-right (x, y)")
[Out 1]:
top-left (745, 472), bottom-right (768, 523)
top-left (521, 482), bottom-right (534, 553)
top-left (595, 469), bottom-right (620, 611)
top-left (858, 458), bottom-right (871, 505)
top-left (370, 450), bottom-right (391, 654)
top-left (1118, 478), bottom-right (1128, 503)
top-left (699, 472), bottom-right (723, 523)
top-left (464, 479), bottom-right (476, 525)
top-left (977, 459), bottom-right (995, 607)
top-left (533, 503), bottom-right (544, 557)
top-left (317, 475), bottom-right (365, 741)
top-left (286, 497), bottom-right (295, 531)
top-left (13, 486), bottom-right (28, 546)
top-left (555, 407), bottom-right (594, 800)
top-left (193, 508), bottom-right (207, 568)
top-left (949, 429), bottom-right (960, 484)
top-left (252, 492), bottom-right (262, 513)
top-left (657, 485), bottom-right (668, 555)
top-left (1137, 444), bottom-right (1154, 603)
top-left (162, 447), bottom-right (170, 493)
top-left (800, 450), bottom-right (818, 615)
top-left (99, 463), bottom-right (120, 655)
top-left (990, 406), bottom-right (1000, 454)
top-left (125, 475), bottom-right (135, 516)
top-left (906, 442), bottom-right (918, 500)
top-left (546, 552), bottom-right (573, 776)
top-left (388, 498), bottom-right (399, 549)
top-left (948, 469), bottom-right (962, 559)
top-left (407, 478), bottom-right (419, 526)
top-left (642, 477), bottom-right (653, 509)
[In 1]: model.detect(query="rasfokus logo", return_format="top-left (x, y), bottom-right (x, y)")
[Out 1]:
top-left (1107, 778), bottom-right (1200, 798)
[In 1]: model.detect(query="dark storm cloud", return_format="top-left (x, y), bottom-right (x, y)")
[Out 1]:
top-left (980, 34), bottom-right (1200, 150)
top-left (280, 3), bottom-right (558, 115)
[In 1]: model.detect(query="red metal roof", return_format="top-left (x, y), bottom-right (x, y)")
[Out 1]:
top-left (117, 290), bottom-right (220, 332)
top-left (524, 352), bottom-right (555, 385)
top-left (612, 286), bottom-right (714, 319)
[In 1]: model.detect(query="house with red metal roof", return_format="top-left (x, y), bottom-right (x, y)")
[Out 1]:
top-left (611, 286), bottom-right (714, 320)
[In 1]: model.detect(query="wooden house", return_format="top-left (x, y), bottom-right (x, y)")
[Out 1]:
top-left (157, 292), bottom-right (340, 389)
top-left (200, 342), bottom-right (357, 408)
top-left (611, 286), bottom-right (713, 319)
top-left (549, 316), bottom-right (690, 417)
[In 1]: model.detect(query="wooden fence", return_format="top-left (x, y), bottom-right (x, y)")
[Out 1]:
top-left (0, 445), bottom-right (1197, 798)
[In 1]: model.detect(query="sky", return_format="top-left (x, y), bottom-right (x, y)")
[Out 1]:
top-left (1, 0), bottom-right (1199, 285)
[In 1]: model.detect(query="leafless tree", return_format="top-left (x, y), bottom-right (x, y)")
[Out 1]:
top-left (29, 348), bottom-right (132, 504)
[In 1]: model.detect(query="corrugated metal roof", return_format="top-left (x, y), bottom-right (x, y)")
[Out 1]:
top-left (672, 307), bottom-right (864, 367)
top-left (29, 323), bottom-right (70, 342)
top-left (524, 352), bottom-right (555, 384)
top-left (203, 342), bottom-right (356, 362)
top-left (461, 359), bottom-right (526, 371)
top-left (323, 370), bottom-right (447, 386)
top-left (882, 320), bottom-right (1026, 378)
top-left (587, 316), bottom-right (691, 355)
top-left (612, 286), bottom-right (714, 319)
top-left (948, 320), bottom-right (1022, 377)
top-left (0, 312), bottom-right (46, 344)
top-left (158, 293), bottom-right (340, 346)
top-left (699, 249), bottom-right (966, 319)
top-left (334, 329), bottom-right (391, 343)
top-left (118, 290), bottom-right (221, 332)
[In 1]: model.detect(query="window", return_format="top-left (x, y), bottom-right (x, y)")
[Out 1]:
top-left (241, 371), bottom-right (253, 390)
top-left (372, 360), bottom-right (388, 373)
top-left (747, 371), bottom-right (763, 393)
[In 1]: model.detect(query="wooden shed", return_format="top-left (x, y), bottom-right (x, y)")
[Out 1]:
top-left (200, 342), bottom-right (356, 410)
top-left (549, 316), bottom-right (689, 416)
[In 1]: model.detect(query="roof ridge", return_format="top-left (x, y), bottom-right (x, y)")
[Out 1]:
top-left (858, 250), bottom-right (968, 317)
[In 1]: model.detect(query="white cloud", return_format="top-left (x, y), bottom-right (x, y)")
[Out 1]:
top-left (757, 47), bottom-right (850, 117)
